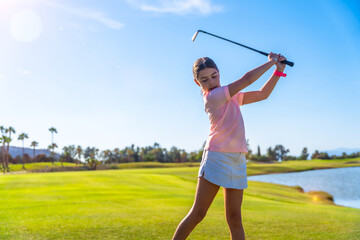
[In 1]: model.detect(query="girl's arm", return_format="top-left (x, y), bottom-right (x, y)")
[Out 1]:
top-left (242, 54), bottom-right (287, 105)
top-left (228, 52), bottom-right (279, 98)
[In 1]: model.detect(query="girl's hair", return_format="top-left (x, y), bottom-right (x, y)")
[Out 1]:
top-left (192, 57), bottom-right (218, 80)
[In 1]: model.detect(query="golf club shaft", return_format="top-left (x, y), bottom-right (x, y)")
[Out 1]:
top-left (196, 30), bottom-right (294, 67)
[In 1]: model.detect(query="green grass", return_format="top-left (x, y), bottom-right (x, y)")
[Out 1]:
top-left (6, 162), bottom-right (77, 172)
top-left (114, 162), bottom-right (201, 169)
top-left (1, 166), bottom-right (359, 239)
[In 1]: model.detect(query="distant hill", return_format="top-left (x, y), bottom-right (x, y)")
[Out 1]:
top-left (1, 146), bottom-right (52, 158)
top-left (324, 148), bottom-right (360, 156)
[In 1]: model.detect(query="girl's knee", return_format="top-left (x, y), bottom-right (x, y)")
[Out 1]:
top-left (189, 209), bottom-right (207, 222)
top-left (226, 213), bottom-right (243, 227)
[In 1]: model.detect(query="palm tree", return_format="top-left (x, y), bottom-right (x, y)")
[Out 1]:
top-left (5, 127), bottom-right (15, 172)
top-left (95, 148), bottom-right (100, 159)
top-left (31, 141), bottom-right (38, 161)
top-left (0, 135), bottom-right (5, 173)
top-left (48, 143), bottom-right (58, 164)
top-left (0, 126), bottom-right (5, 172)
top-left (68, 145), bottom-right (76, 163)
top-left (61, 145), bottom-right (75, 166)
top-left (48, 127), bottom-right (57, 146)
top-left (48, 127), bottom-right (57, 164)
top-left (62, 146), bottom-right (69, 167)
top-left (18, 133), bottom-right (29, 169)
top-left (113, 148), bottom-right (120, 164)
top-left (102, 149), bottom-right (112, 164)
top-left (76, 145), bottom-right (83, 165)
top-left (85, 147), bottom-right (99, 170)
top-left (3, 136), bottom-right (11, 172)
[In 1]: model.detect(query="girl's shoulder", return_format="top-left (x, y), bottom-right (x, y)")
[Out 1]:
top-left (203, 85), bottom-right (231, 108)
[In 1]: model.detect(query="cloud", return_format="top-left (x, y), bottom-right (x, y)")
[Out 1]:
top-left (43, 0), bottom-right (124, 29)
top-left (127, 0), bottom-right (223, 15)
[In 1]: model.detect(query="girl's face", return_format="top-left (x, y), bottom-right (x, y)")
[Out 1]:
top-left (195, 67), bottom-right (220, 92)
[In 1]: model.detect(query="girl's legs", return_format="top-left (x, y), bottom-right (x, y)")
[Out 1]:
top-left (224, 188), bottom-right (245, 240)
top-left (172, 177), bottom-right (220, 240)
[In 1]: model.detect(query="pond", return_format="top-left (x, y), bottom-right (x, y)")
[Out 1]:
top-left (248, 166), bottom-right (360, 209)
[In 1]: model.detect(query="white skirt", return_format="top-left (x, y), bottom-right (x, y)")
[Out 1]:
top-left (198, 149), bottom-right (248, 190)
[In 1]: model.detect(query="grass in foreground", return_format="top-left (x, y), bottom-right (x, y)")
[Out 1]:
top-left (1, 167), bottom-right (359, 239)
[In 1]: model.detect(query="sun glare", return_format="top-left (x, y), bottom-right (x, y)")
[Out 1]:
top-left (10, 9), bottom-right (43, 42)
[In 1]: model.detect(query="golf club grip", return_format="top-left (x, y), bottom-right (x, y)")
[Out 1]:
top-left (281, 60), bottom-right (294, 67)
top-left (254, 51), bottom-right (294, 67)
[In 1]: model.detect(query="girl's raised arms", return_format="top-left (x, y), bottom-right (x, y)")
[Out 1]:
top-left (242, 54), bottom-right (286, 105)
top-left (228, 53), bottom-right (287, 104)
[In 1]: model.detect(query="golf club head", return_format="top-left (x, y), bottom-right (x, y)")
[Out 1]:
top-left (192, 30), bottom-right (199, 42)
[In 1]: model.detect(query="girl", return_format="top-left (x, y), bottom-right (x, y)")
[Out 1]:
top-left (172, 53), bottom-right (287, 240)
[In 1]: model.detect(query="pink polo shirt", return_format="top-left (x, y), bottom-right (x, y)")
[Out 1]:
top-left (203, 85), bottom-right (248, 153)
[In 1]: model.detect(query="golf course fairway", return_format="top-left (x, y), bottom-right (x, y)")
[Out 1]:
top-left (1, 165), bottom-right (359, 239)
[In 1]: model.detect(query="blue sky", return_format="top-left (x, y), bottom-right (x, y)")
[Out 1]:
top-left (1, 0), bottom-right (359, 156)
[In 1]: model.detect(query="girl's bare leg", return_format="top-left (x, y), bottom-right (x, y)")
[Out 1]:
top-left (224, 188), bottom-right (245, 240)
top-left (172, 177), bottom-right (220, 240)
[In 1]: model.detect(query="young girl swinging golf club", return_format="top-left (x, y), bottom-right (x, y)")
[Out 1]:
top-left (172, 53), bottom-right (287, 240)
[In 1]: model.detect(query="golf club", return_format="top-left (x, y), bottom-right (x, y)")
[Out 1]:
top-left (192, 30), bottom-right (294, 67)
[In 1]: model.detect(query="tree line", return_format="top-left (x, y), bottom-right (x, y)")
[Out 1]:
top-left (246, 141), bottom-right (360, 162)
top-left (3, 143), bottom-right (204, 171)
top-left (0, 125), bottom-right (58, 173)
top-left (1, 125), bottom-right (359, 172)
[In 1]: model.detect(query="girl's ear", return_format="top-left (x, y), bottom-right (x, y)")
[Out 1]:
top-left (194, 79), bottom-right (200, 86)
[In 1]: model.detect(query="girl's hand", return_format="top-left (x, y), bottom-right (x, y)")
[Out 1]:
top-left (268, 52), bottom-right (278, 63)
top-left (268, 52), bottom-right (287, 72)
top-left (275, 54), bottom-right (286, 72)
